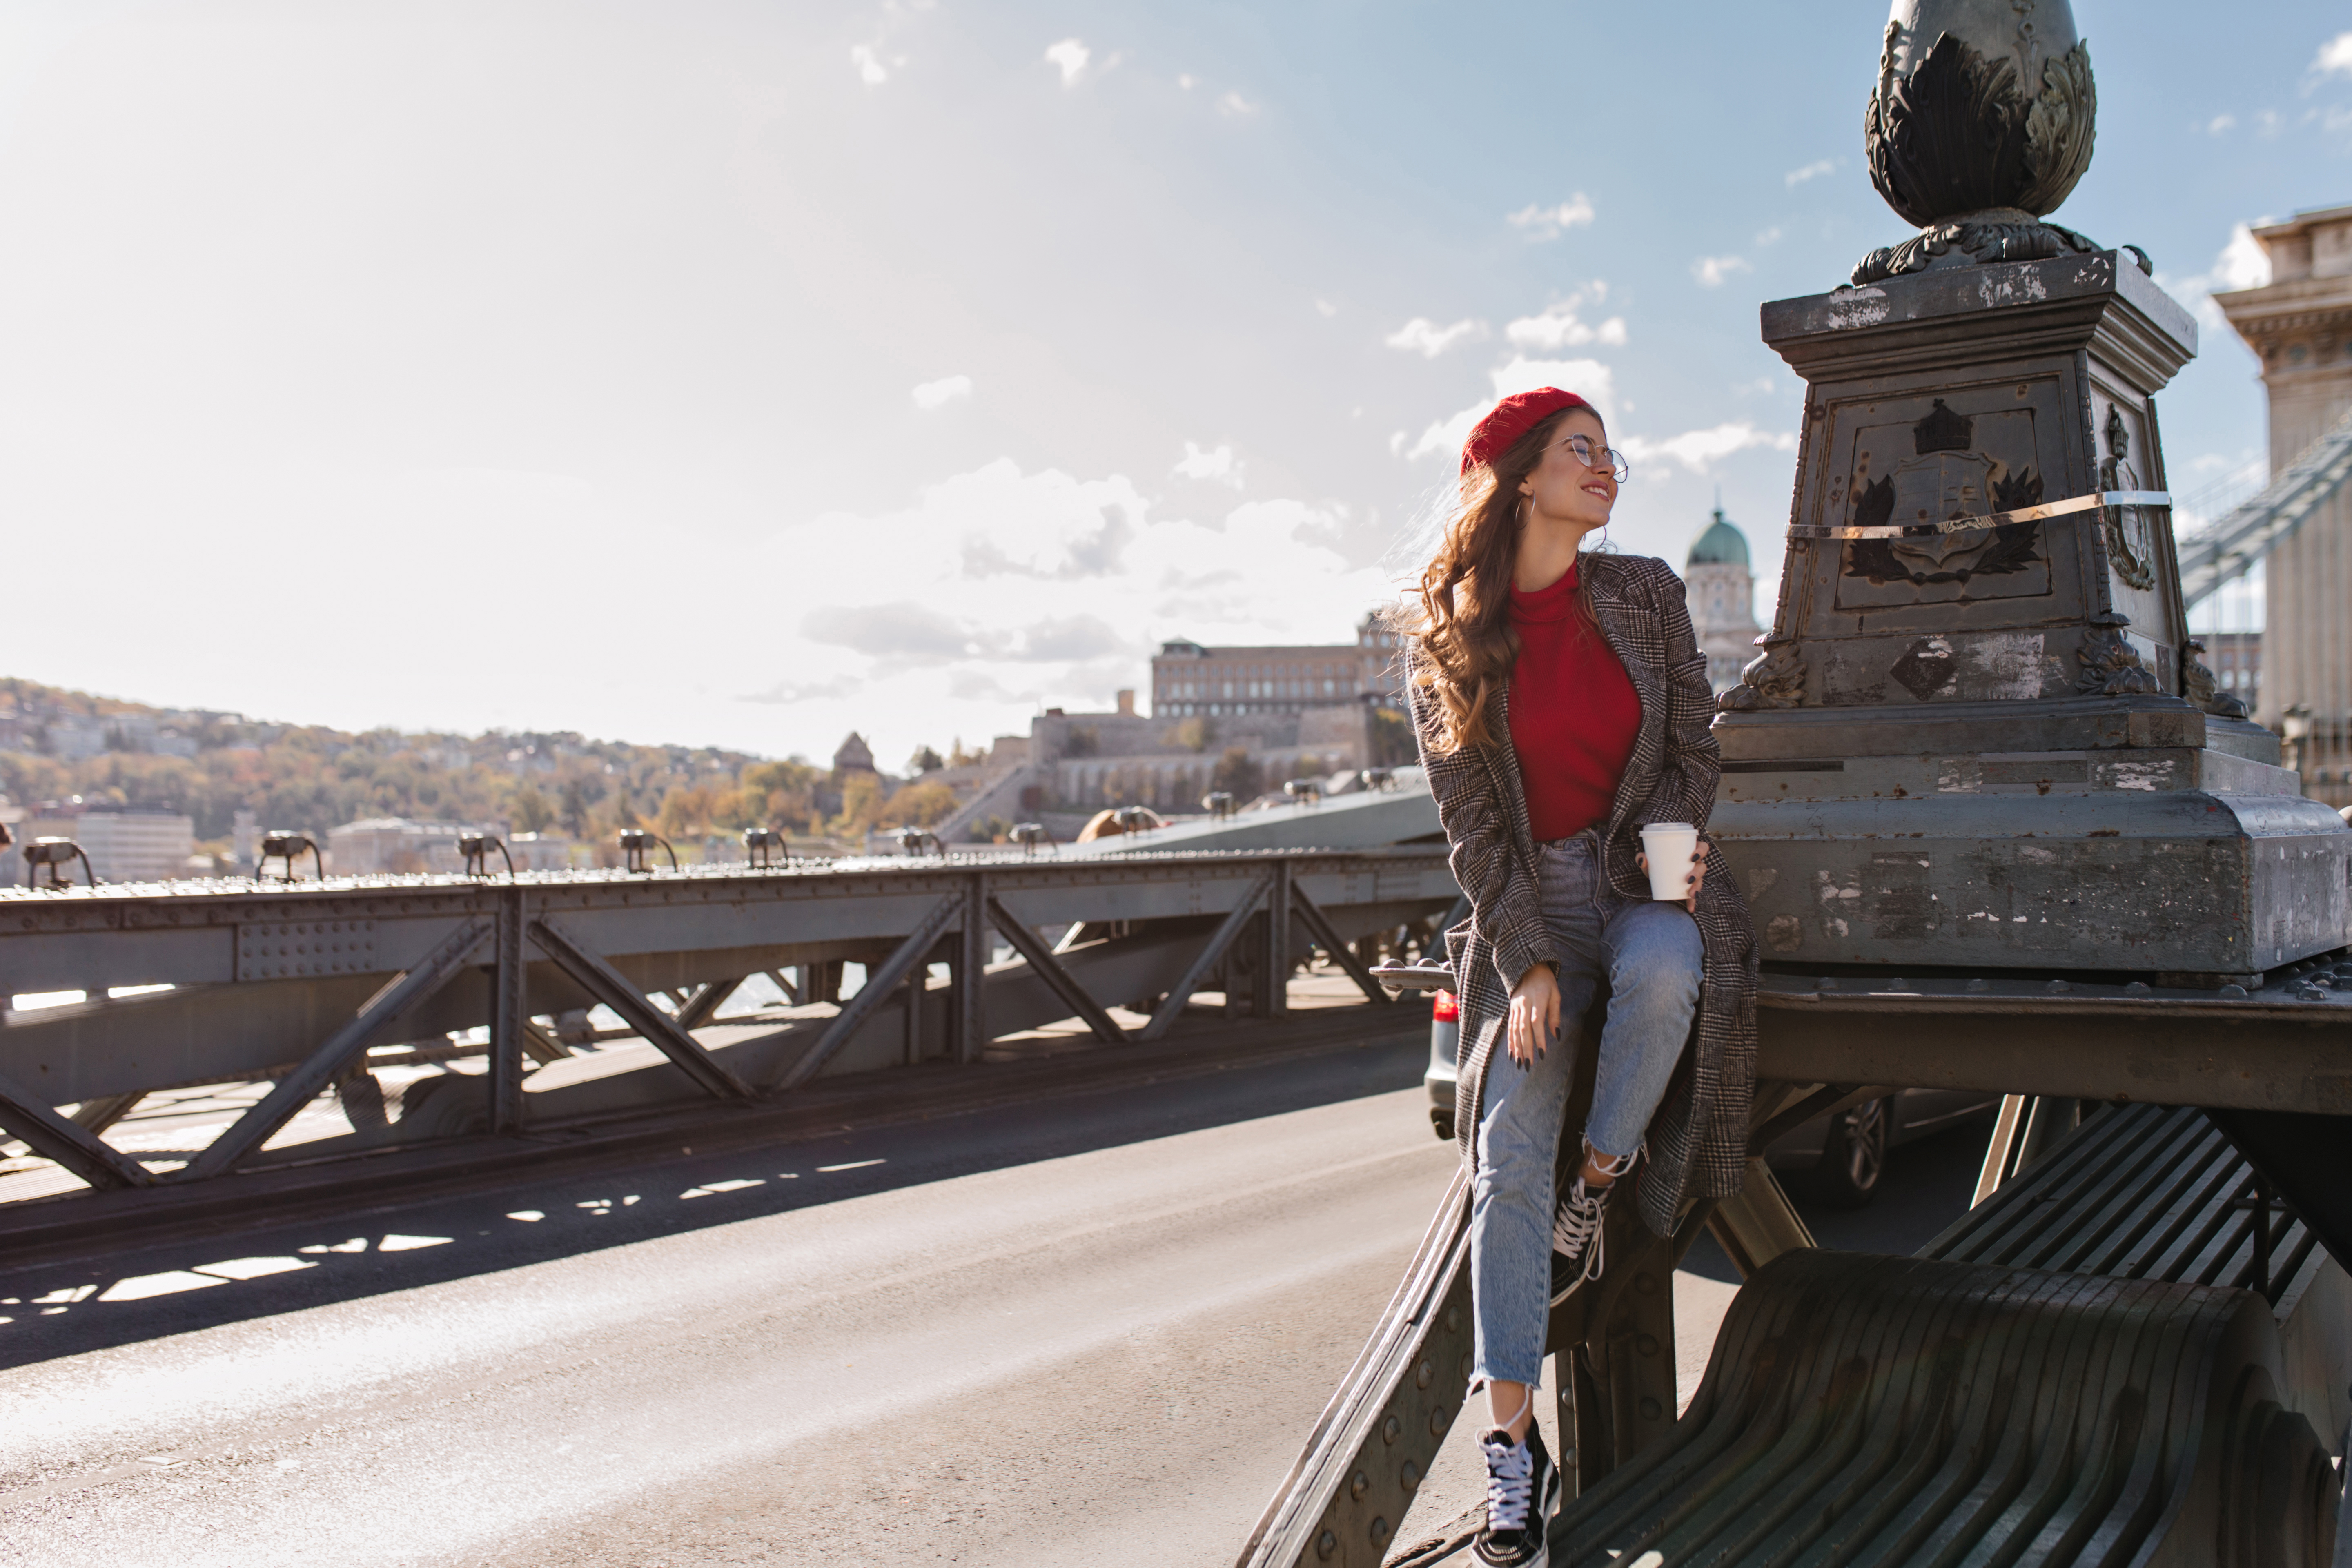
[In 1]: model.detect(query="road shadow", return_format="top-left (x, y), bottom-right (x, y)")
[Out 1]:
top-left (0, 1033), bottom-right (1430, 1371)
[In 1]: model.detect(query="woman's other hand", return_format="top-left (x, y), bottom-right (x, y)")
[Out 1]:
top-left (1506, 964), bottom-right (1560, 1066)
top-left (1636, 835), bottom-right (1710, 913)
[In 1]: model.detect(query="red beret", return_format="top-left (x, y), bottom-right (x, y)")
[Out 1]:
top-left (1461, 387), bottom-right (1593, 474)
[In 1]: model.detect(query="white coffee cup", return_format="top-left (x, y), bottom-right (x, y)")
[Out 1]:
top-left (1638, 822), bottom-right (1700, 902)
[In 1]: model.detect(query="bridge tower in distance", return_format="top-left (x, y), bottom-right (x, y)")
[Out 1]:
top-left (1684, 505), bottom-right (1762, 695)
top-left (2214, 203), bottom-right (2352, 806)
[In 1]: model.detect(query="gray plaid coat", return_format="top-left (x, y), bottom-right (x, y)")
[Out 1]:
top-left (1408, 552), bottom-right (1759, 1238)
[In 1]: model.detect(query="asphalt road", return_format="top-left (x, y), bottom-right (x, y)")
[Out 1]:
top-left (0, 1039), bottom-right (1991, 1568)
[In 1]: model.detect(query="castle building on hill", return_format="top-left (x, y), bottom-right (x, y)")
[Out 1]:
top-left (1150, 613), bottom-right (1404, 719)
top-left (1685, 507), bottom-right (1763, 695)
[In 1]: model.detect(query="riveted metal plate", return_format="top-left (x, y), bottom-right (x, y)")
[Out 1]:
top-left (236, 920), bottom-right (380, 981)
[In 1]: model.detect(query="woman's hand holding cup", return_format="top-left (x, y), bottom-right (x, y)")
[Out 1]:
top-left (1637, 822), bottom-right (1708, 913)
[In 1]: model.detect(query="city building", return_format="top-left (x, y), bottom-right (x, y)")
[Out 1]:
top-left (1685, 506), bottom-right (1763, 694)
top-left (1151, 613), bottom-right (1404, 719)
top-left (2214, 200), bottom-right (2352, 804)
top-left (831, 733), bottom-right (876, 780)
top-left (18, 803), bottom-right (195, 883)
top-left (2203, 632), bottom-right (2262, 713)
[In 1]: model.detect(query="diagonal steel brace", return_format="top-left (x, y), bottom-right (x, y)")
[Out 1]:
top-left (0, 1069), bottom-right (157, 1189)
top-left (986, 894), bottom-right (1127, 1047)
top-left (1137, 867), bottom-right (1277, 1043)
top-left (673, 977), bottom-right (744, 1031)
top-left (777, 893), bottom-right (963, 1091)
top-left (184, 918), bottom-right (494, 1181)
top-left (1287, 883), bottom-right (1394, 1007)
top-left (530, 916), bottom-right (755, 1102)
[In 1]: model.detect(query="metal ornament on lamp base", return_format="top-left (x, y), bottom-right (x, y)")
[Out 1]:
top-left (1852, 0), bottom-right (2124, 286)
top-left (1713, 98), bottom-right (2352, 984)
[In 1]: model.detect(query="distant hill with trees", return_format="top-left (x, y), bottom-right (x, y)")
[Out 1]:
top-left (0, 677), bottom-right (957, 851)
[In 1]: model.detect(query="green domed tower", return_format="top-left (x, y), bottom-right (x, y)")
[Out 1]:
top-left (1684, 506), bottom-right (1761, 693)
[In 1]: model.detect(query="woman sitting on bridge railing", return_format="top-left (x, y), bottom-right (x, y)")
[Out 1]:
top-left (1394, 387), bottom-right (1759, 1568)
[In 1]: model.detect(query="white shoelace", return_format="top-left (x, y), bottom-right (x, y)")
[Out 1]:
top-left (1481, 1429), bottom-right (1536, 1532)
top-left (1552, 1177), bottom-right (1608, 1285)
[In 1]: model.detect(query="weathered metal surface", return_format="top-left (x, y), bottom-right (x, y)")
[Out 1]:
top-left (1924, 1099), bottom-right (2351, 1455)
top-left (1544, 1248), bottom-right (2337, 1567)
top-left (1720, 239), bottom-right (2352, 978)
top-left (1716, 742), bottom-right (2348, 976)
top-left (1927, 1102), bottom-right (2325, 1296)
top-left (1753, 964), bottom-right (2352, 1112)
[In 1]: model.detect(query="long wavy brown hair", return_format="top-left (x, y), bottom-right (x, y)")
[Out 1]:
top-left (1392, 407), bottom-right (1602, 753)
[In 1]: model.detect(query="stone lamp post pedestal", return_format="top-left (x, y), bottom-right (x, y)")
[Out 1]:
top-left (1710, 2), bottom-right (2352, 984)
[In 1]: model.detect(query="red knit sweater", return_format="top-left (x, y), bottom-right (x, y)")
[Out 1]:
top-left (1507, 565), bottom-right (1642, 842)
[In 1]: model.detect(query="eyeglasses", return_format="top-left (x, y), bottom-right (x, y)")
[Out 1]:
top-left (1553, 433), bottom-right (1630, 483)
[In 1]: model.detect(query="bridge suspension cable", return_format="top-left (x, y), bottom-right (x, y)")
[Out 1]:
top-left (2175, 401), bottom-right (2352, 609)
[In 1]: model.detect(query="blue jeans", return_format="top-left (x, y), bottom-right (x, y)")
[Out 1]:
top-left (1469, 833), bottom-right (1703, 1388)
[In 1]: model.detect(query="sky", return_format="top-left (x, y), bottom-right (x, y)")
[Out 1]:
top-left (0, 1), bottom-right (2346, 767)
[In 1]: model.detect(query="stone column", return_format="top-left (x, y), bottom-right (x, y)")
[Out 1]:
top-left (2214, 204), bottom-right (2352, 807)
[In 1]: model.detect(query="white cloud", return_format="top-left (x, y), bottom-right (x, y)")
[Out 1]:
top-left (1173, 441), bottom-right (1243, 487)
top-left (1044, 38), bottom-right (1090, 86)
top-left (1404, 358), bottom-right (1618, 463)
top-left (1178, 73), bottom-right (1197, 90)
top-left (2315, 31), bottom-right (2352, 79)
top-left (1505, 296), bottom-right (1626, 352)
top-left (1384, 316), bottom-right (1487, 358)
top-left (1784, 159), bottom-right (1837, 189)
top-left (911, 374), bottom-right (973, 410)
top-left (2158, 223), bottom-right (2272, 341)
top-left (747, 459), bottom-right (1388, 742)
top-left (1754, 226), bottom-right (1784, 247)
top-left (2206, 113), bottom-right (2237, 135)
top-left (1313, 298), bottom-right (1337, 318)
top-left (850, 45), bottom-right (890, 85)
top-left (1692, 255), bottom-right (1752, 288)
top-left (1216, 90), bottom-right (1258, 118)
top-left (1617, 421), bottom-right (1795, 476)
top-left (1504, 195), bottom-right (1595, 241)
top-left (2213, 224), bottom-right (2272, 290)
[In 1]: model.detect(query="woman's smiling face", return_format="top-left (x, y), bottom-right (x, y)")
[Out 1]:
top-left (1518, 408), bottom-right (1618, 531)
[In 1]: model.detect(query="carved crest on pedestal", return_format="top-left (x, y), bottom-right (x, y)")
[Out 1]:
top-left (2074, 613), bottom-right (2158, 697)
top-left (2098, 406), bottom-right (2157, 590)
top-left (1718, 642), bottom-right (1806, 713)
top-left (2181, 638), bottom-right (2249, 720)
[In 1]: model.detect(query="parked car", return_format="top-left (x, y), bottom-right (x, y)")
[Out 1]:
top-left (1423, 987), bottom-right (1994, 1208)
top-left (1423, 989), bottom-right (1461, 1141)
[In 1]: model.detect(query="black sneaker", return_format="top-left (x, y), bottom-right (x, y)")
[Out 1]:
top-left (1474, 1419), bottom-right (1559, 1567)
top-left (1548, 1176), bottom-right (1610, 1306)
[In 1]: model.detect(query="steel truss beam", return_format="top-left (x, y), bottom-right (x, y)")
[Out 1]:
top-left (1286, 882), bottom-right (1392, 1008)
top-left (0, 1068), bottom-right (156, 1189)
top-left (1138, 868), bottom-right (1277, 1042)
top-left (985, 895), bottom-right (1127, 1048)
top-left (778, 893), bottom-right (963, 1090)
top-left (529, 915), bottom-right (754, 1102)
top-left (673, 976), bottom-right (744, 1031)
top-left (185, 919), bottom-right (494, 1180)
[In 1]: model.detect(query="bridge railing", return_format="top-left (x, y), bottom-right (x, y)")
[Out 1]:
top-left (0, 846), bottom-right (1458, 1200)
